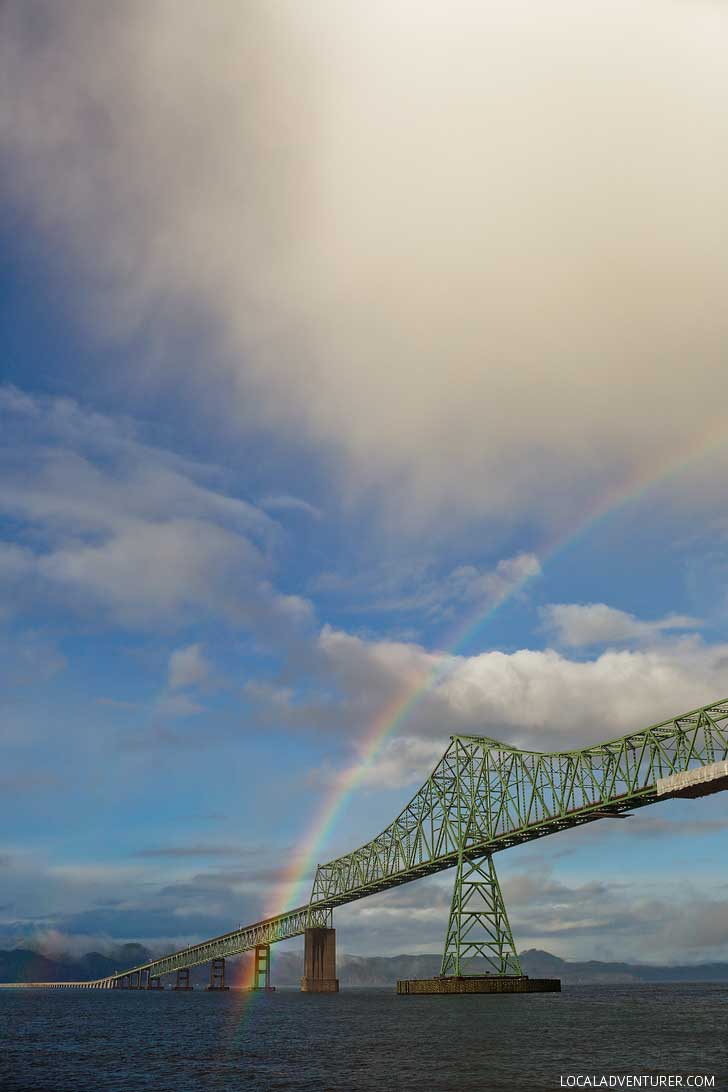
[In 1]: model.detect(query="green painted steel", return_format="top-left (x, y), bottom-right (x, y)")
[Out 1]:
top-left (309, 697), bottom-right (728, 907)
top-left (102, 697), bottom-right (728, 986)
top-left (440, 853), bottom-right (521, 977)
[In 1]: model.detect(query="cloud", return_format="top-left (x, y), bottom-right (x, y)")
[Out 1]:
top-left (304, 737), bottom-right (446, 793)
top-left (2, 3), bottom-right (727, 529)
top-left (245, 620), bottom-right (728, 790)
top-left (134, 845), bottom-right (248, 859)
top-left (623, 815), bottom-right (728, 838)
top-left (168, 644), bottom-right (210, 690)
top-left (317, 552), bottom-right (541, 621)
top-left (327, 861), bottom-right (728, 962)
top-left (0, 387), bottom-right (313, 632)
top-left (153, 693), bottom-right (205, 719)
top-left (0, 842), bottom-right (289, 951)
top-left (542, 602), bottom-right (702, 648)
top-left (259, 495), bottom-right (322, 520)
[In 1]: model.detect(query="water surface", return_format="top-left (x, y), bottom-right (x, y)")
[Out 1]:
top-left (1, 983), bottom-right (726, 1091)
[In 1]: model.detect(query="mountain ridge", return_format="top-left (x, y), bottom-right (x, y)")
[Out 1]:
top-left (2, 946), bottom-right (728, 986)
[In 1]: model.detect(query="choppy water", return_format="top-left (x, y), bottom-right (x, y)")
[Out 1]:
top-left (0, 984), bottom-right (726, 1092)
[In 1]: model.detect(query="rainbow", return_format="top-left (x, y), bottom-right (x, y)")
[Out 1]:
top-left (227, 418), bottom-right (725, 1008)
top-left (265, 417), bottom-right (726, 918)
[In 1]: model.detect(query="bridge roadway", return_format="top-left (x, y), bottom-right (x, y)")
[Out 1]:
top-left (4, 697), bottom-right (728, 988)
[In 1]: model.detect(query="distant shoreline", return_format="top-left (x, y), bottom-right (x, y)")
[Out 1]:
top-left (2, 945), bottom-right (728, 987)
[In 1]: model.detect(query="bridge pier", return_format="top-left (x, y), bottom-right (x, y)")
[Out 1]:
top-left (173, 968), bottom-right (193, 991)
top-left (398, 852), bottom-right (561, 995)
top-left (301, 927), bottom-right (339, 993)
top-left (249, 943), bottom-right (275, 992)
top-left (441, 852), bottom-right (521, 977)
top-left (206, 957), bottom-right (230, 991)
top-left (147, 976), bottom-right (163, 990)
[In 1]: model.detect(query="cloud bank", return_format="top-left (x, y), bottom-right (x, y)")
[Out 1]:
top-left (0, 386), bottom-right (310, 631)
top-left (2, 1), bottom-right (728, 528)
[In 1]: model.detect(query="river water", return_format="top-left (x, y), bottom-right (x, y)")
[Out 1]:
top-left (0, 983), bottom-right (726, 1091)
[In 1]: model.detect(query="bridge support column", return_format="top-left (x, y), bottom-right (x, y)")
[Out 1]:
top-left (147, 976), bottom-right (163, 990)
top-left (249, 944), bottom-right (275, 991)
top-left (173, 968), bottom-right (193, 991)
top-left (206, 957), bottom-right (230, 991)
top-left (441, 852), bottom-right (521, 977)
top-left (301, 927), bottom-right (338, 993)
top-left (398, 853), bottom-right (561, 994)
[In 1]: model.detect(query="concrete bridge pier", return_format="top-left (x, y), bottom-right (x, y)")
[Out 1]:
top-left (249, 943), bottom-right (275, 992)
top-left (173, 968), bottom-right (193, 991)
top-left (206, 957), bottom-right (230, 991)
top-left (301, 927), bottom-right (339, 993)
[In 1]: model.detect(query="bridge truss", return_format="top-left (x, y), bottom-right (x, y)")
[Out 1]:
top-left (23, 698), bottom-right (728, 986)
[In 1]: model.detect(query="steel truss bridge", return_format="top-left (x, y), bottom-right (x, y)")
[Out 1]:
top-left (5, 698), bottom-right (728, 989)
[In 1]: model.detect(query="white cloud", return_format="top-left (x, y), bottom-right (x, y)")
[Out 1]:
top-left (245, 623), bottom-right (728, 789)
top-left (541, 602), bottom-right (702, 648)
top-left (168, 644), bottom-right (210, 690)
top-left (321, 552), bottom-right (541, 621)
top-left (259, 495), bottom-right (322, 520)
top-left (0, 387), bottom-right (312, 631)
top-left (2, 3), bottom-right (727, 529)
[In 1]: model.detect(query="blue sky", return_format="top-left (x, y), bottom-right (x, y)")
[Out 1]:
top-left (1, 1), bottom-right (728, 966)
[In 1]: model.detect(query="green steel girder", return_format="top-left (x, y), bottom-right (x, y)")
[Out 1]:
top-left (308, 698), bottom-right (728, 906)
top-left (440, 852), bottom-right (522, 977)
top-left (104, 697), bottom-right (728, 987)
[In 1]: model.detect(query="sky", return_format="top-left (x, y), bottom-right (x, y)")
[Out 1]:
top-left (1, 0), bottom-right (728, 968)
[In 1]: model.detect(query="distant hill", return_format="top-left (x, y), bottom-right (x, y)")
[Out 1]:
top-left (519, 949), bottom-right (728, 985)
top-left (2, 945), bottom-right (728, 986)
top-left (0, 944), bottom-right (152, 984)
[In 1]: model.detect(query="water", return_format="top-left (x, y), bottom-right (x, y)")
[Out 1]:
top-left (1, 984), bottom-right (726, 1092)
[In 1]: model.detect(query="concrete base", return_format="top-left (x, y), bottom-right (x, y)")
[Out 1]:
top-left (397, 975), bottom-right (561, 995)
top-left (301, 927), bottom-right (339, 993)
top-left (205, 986), bottom-right (230, 991)
top-left (248, 986), bottom-right (276, 992)
top-left (301, 977), bottom-right (339, 993)
top-left (173, 986), bottom-right (194, 991)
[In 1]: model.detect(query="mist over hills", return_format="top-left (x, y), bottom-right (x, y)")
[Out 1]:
top-left (2, 947), bottom-right (728, 986)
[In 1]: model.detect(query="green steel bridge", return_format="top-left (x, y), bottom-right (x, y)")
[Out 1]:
top-left (4, 697), bottom-right (728, 989)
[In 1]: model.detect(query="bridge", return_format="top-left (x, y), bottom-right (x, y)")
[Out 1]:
top-left (3, 698), bottom-right (728, 993)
